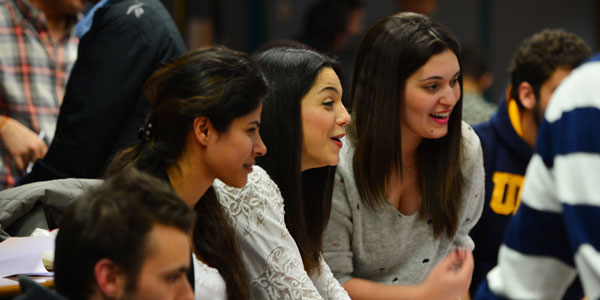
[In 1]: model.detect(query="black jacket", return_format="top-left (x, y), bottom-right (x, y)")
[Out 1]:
top-left (20, 0), bottom-right (186, 184)
top-left (13, 276), bottom-right (66, 300)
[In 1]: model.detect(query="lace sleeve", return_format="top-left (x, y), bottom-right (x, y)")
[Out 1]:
top-left (215, 166), bottom-right (347, 300)
top-left (310, 255), bottom-right (351, 300)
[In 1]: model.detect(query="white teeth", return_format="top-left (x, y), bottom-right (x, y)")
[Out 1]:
top-left (431, 112), bottom-right (450, 118)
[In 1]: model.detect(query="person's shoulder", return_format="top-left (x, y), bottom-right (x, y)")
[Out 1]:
top-left (545, 59), bottom-right (600, 124)
top-left (472, 115), bottom-right (498, 154)
top-left (473, 114), bottom-right (495, 138)
top-left (461, 121), bottom-right (484, 179)
top-left (337, 137), bottom-right (355, 173)
top-left (215, 166), bottom-right (286, 236)
top-left (101, 0), bottom-right (172, 26)
top-left (473, 115), bottom-right (493, 133)
top-left (246, 165), bottom-right (279, 192)
top-left (109, 0), bottom-right (167, 13)
top-left (461, 121), bottom-right (482, 155)
top-left (214, 165), bottom-right (283, 205)
top-left (14, 276), bottom-right (67, 300)
top-left (192, 254), bottom-right (227, 299)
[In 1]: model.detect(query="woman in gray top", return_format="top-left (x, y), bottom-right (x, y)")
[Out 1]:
top-left (323, 12), bottom-right (484, 300)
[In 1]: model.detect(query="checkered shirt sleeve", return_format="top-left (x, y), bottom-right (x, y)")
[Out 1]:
top-left (0, 0), bottom-right (78, 189)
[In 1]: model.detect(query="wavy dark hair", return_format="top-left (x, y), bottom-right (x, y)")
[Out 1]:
top-left (55, 168), bottom-right (195, 300)
top-left (349, 12), bottom-right (463, 238)
top-left (254, 46), bottom-right (342, 273)
top-left (107, 46), bottom-right (268, 300)
top-left (509, 28), bottom-right (591, 107)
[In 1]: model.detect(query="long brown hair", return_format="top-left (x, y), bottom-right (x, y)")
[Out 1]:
top-left (349, 12), bottom-right (463, 237)
top-left (107, 47), bottom-right (268, 299)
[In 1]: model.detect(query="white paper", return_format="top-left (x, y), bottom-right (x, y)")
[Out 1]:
top-left (0, 236), bottom-right (55, 277)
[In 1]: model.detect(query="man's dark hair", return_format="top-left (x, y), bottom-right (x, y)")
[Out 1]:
top-left (54, 168), bottom-right (195, 300)
top-left (509, 29), bottom-right (591, 106)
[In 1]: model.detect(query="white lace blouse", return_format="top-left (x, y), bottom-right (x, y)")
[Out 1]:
top-left (214, 166), bottom-right (350, 300)
top-left (193, 253), bottom-right (227, 300)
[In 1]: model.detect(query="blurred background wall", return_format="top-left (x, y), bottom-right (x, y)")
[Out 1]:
top-left (160, 0), bottom-right (598, 104)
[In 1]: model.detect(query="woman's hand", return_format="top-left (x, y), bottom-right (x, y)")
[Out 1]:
top-left (342, 248), bottom-right (474, 300)
top-left (419, 248), bottom-right (474, 300)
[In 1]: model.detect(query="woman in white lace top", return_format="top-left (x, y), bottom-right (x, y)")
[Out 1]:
top-left (107, 47), bottom-right (269, 300)
top-left (214, 45), bottom-right (351, 299)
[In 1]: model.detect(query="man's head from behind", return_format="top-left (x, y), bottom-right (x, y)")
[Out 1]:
top-left (509, 29), bottom-right (591, 124)
top-left (461, 46), bottom-right (493, 93)
top-left (54, 168), bottom-right (195, 300)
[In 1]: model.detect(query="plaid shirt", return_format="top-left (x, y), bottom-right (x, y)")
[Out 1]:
top-left (0, 0), bottom-right (78, 189)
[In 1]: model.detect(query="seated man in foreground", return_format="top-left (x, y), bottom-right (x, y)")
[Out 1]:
top-left (17, 168), bottom-right (195, 300)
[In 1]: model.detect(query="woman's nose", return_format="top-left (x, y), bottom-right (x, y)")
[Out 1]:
top-left (336, 102), bottom-right (351, 126)
top-left (254, 134), bottom-right (267, 157)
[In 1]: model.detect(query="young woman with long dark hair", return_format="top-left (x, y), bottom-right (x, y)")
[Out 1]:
top-left (213, 45), bottom-right (351, 299)
top-left (108, 46), bottom-right (268, 300)
top-left (322, 12), bottom-right (484, 300)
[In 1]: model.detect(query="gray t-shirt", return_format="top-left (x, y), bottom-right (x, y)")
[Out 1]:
top-left (323, 122), bottom-right (484, 286)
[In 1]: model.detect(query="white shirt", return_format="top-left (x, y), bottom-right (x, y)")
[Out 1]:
top-left (215, 166), bottom-right (350, 300)
top-left (193, 253), bottom-right (226, 300)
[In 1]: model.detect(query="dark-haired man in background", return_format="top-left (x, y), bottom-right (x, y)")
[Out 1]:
top-left (475, 52), bottom-right (600, 300)
top-left (469, 28), bottom-right (591, 297)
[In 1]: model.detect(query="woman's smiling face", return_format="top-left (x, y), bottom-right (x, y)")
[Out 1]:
top-left (300, 67), bottom-right (350, 171)
top-left (401, 49), bottom-right (461, 142)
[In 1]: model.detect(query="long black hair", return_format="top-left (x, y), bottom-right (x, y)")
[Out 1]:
top-left (108, 46), bottom-right (268, 300)
top-left (254, 46), bottom-right (342, 273)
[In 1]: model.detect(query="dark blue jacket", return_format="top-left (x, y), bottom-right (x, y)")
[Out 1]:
top-left (470, 91), bottom-right (533, 295)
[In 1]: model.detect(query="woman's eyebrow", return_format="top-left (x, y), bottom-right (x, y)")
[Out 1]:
top-left (318, 86), bottom-right (341, 95)
top-left (420, 71), bottom-right (461, 82)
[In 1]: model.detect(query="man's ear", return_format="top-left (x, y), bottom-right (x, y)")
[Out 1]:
top-left (192, 116), bottom-right (214, 146)
top-left (517, 81), bottom-right (537, 110)
top-left (94, 258), bottom-right (127, 299)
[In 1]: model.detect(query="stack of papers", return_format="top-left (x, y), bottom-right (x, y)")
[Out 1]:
top-left (0, 236), bottom-right (54, 277)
